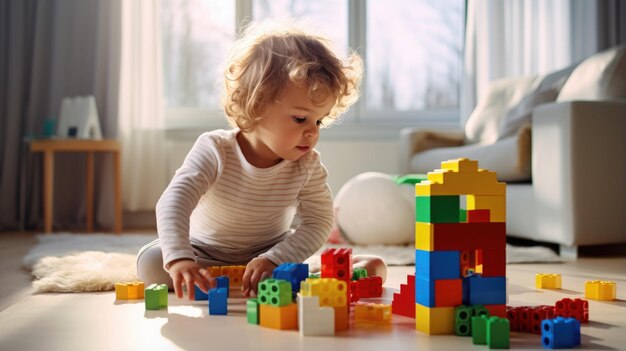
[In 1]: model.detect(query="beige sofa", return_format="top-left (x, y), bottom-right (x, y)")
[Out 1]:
top-left (400, 45), bottom-right (626, 257)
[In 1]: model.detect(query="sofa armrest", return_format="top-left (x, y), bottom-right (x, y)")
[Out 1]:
top-left (531, 100), bottom-right (626, 245)
top-left (399, 128), bottom-right (464, 174)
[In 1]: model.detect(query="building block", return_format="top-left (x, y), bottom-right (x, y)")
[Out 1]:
top-left (530, 305), bottom-right (556, 334)
top-left (464, 275), bottom-right (507, 305)
top-left (585, 280), bottom-right (616, 300)
top-left (467, 195), bottom-right (506, 222)
top-left (297, 295), bottom-right (335, 336)
top-left (350, 281), bottom-right (360, 303)
top-left (483, 304), bottom-right (506, 318)
top-left (216, 276), bottom-right (229, 297)
top-left (219, 265), bottom-right (245, 287)
top-left (257, 279), bottom-right (292, 307)
top-left (415, 277), bottom-right (436, 307)
top-left (352, 267), bottom-right (368, 281)
top-left (354, 303), bottom-right (392, 325)
top-left (467, 209), bottom-right (490, 223)
top-left (333, 305), bottom-right (350, 331)
top-left (273, 263), bottom-right (309, 297)
top-left (435, 279), bottom-right (463, 307)
top-left (506, 306), bottom-right (519, 331)
top-left (300, 278), bottom-right (348, 307)
top-left (247, 298), bottom-right (259, 324)
top-left (416, 169), bottom-right (506, 196)
top-left (536, 274), bottom-right (562, 289)
top-left (357, 276), bottom-right (383, 298)
top-left (207, 266), bottom-right (221, 278)
top-left (415, 304), bottom-right (455, 335)
top-left (441, 158), bottom-right (480, 172)
top-left (555, 298), bottom-right (589, 323)
top-left (472, 314), bottom-right (489, 345)
top-left (392, 275), bottom-right (415, 318)
top-left (415, 222), bottom-right (506, 252)
top-left (194, 285), bottom-right (208, 300)
top-left (115, 281), bottom-right (144, 300)
top-left (259, 303), bottom-right (298, 330)
top-left (455, 305), bottom-right (473, 336)
top-left (480, 248), bottom-right (506, 277)
top-left (321, 248), bottom-right (352, 281)
top-left (208, 287), bottom-right (228, 315)
top-left (415, 249), bottom-right (460, 280)
top-left (415, 195), bottom-right (460, 223)
top-left (145, 283), bottom-right (168, 310)
top-left (486, 316), bottom-right (510, 349)
top-left (541, 317), bottom-right (581, 349)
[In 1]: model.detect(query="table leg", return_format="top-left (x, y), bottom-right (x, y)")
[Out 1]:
top-left (113, 150), bottom-right (123, 234)
top-left (43, 151), bottom-right (54, 233)
top-left (86, 152), bottom-right (94, 233)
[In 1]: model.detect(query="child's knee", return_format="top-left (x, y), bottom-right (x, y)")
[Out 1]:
top-left (136, 241), bottom-right (173, 290)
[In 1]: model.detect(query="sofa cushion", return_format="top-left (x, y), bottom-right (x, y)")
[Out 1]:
top-left (464, 76), bottom-right (540, 145)
top-left (410, 125), bottom-right (531, 182)
top-left (557, 44), bottom-right (626, 101)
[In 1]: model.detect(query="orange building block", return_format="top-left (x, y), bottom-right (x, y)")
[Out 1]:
top-left (259, 303), bottom-right (298, 330)
top-left (334, 305), bottom-right (349, 332)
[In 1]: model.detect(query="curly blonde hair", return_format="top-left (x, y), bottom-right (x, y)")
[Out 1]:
top-left (222, 22), bottom-right (363, 131)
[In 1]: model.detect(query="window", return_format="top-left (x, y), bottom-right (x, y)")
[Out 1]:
top-left (161, 0), bottom-right (465, 133)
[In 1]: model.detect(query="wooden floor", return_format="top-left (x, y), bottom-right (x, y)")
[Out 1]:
top-left (1, 232), bottom-right (624, 350)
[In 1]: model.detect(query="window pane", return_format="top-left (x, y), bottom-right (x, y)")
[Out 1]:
top-left (252, 0), bottom-right (348, 56)
top-left (161, 0), bottom-right (235, 109)
top-left (366, 0), bottom-right (464, 111)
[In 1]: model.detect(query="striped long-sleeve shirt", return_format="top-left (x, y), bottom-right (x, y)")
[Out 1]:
top-left (155, 129), bottom-right (334, 270)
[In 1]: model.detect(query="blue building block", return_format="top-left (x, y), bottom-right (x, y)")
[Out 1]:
top-left (415, 250), bottom-right (460, 280)
top-left (541, 317), bottom-right (581, 349)
top-left (464, 275), bottom-right (506, 305)
top-left (209, 287), bottom-right (228, 315)
top-left (194, 285), bottom-right (208, 300)
top-left (273, 263), bottom-right (309, 296)
top-left (415, 277), bottom-right (436, 307)
top-left (216, 276), bottom-right (230, 297)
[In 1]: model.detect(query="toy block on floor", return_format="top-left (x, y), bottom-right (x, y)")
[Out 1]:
top-left (259, 303), bottom-right (298, 330)
top-left (486, 316), bottom-right (510, 349)
top-left (333, 305), bottom-right (349, 332)
top-left (415, 195), bottom-right (460, 223)
top-left (216, 276), bottom-right (230, 297)
top-left (536, 274), bottom-right (562, 289)
top-left (357, 276), bottom-right (383, 298)
top-left (115, 281), bottom-right (144, 300)
top-left (392, 274), bottom-right (415, 318)
top-left (354, 303), bottom-right (392, 325)
top-left (555, 298), bottom-right (589, 323)
top-left (273, 263), bottom-right (309, 297)
top-left (297, 295), bottom-right (334, 336)
top-left (541, 317), bottom-right (581, 349)
top-left (208, 287), bottom-right (228, 315)
top-left (530, 306), bottom-right (556, 334)
top-left (247, 298), bottom-right (259, 324)
top-left (194, 285), bottom-right (208, 300)
top-left (585, 280), bottom-right (616, 301)
top-left (219, 265), bottom-right (245, 287)
top-left (258, 279), bottom-right (292, 307)
top-left (455, 305), bottom-right (472, 336)
top-left (321, 248), bottom-right (352, 281)
top-left (472, 314), bottom-right (489, 345)
top-left (300, 278), bottom-right (347, 307)
top-left (415, 304), bottom-right (455, 335)
top-left (145, 283), bottom-right (168, 310)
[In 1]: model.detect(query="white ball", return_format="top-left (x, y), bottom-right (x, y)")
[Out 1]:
top-left (334, 172), bottom-right (415, 245)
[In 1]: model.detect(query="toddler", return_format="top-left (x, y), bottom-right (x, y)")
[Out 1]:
top-left (137, 22), bottom-right (386, 300)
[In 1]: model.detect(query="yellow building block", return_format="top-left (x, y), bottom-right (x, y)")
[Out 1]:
top-left (208, 266), bottom-right (221, 277)
top-left (585, 280), bottom-right (617, 300)
top-left (467, 195), bottom-right (506, 222)
top-left (536, 274), bottom-right (562, 289)
top-left (220, 265), bottom-right (245, 287)
top-left (259, 303), bottom-right (298, 330)
top-left (354, 303), bottom-right (392, 325)
top-left (441, 158), bottom-right (479, 173)
top-left (115, 281), bottom-right (144, 300)
top-left (300, 278), bottom-right (347, 307)
top-left (415, 304), bottom-right (455, 334)
top-left (415, 222), bottom-right (434, 251)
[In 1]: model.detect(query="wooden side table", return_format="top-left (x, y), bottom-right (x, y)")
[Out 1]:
top-left (30, 139), bottom-right (122, 233)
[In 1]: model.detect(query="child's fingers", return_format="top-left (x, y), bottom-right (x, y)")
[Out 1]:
top-left (248, 269), bottom-right (263, 294)
top-left (173, 275), bottom-right (184, 299)
top-left (194, 269), bottom-right (211, 293)
top-left (182, 271), bottom-right (195, 300)
top-left (241, 266), bottom-right (253, 293)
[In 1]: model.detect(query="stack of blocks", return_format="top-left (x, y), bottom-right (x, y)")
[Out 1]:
top-left (414, 158), bottom-right (507, 335)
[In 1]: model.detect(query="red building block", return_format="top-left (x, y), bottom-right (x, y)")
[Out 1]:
top-left (392, 275), bottom-right (415, 318)
top-left (467, 209), bottom-right (490, 222)
top-left (434, 279), bottom-right (462, 307)
top-left (480, 248), bottom-right (506, 277)
top-left (506, 306), bottom-right (519, 331)
top-left (484, 304), bottom-right (507, 318)
top-left (350, 281), bottom-right (360, 303)
top-left (358, 276), bottom-right (383, 298)
top-left (555, 298), bottom-right (589, 323)
top-left (421, 222), bottom-right (506, 251)
top-left (531, 306), bottom-right (556, 334)
top-left (321, 248), bottom-right (353, 281)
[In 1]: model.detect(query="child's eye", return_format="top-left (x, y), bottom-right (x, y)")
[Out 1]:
top-left (292, 116), bottom-right (306, 124)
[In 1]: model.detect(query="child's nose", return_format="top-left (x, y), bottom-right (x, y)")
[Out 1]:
top-left (304, 125), bottom-right (318, 139)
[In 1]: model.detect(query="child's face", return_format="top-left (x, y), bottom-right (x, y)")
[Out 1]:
top-left (247, 82), bottom-right (335, 166)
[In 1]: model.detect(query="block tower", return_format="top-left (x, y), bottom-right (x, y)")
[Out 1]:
top-left (414, 158), bottom-right (507, 334)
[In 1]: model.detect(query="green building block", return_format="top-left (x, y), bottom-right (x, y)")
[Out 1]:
top-left (352, 268), bottom-right (368, 281)
top-left (416, 195), bottom-right (460, 223)
top-left (459, 209), bottom-right (467, 222)
top-left (455, 305), bottom-right (473, 336)
top-left (472, 314), bottom-right (489, 345)
top-left (257, 279), bottom-right (292, 306)
top-left (487, 316), bottom-right (510, 349)
top-left (145, 283), bottom-right (168, 310)
top-left (473, 304), bottom-right (489, 317)
top-left (394, 174), bottom-right (428, 185)
top-left (308, 273), bottom-right (320, 279)
top-left (246, 298), bottom-right (259, 324)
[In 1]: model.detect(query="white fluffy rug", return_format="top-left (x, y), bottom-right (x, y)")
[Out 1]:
top-left (24, 233), bottom-right (563, 293)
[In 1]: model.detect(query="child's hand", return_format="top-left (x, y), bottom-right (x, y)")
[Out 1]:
top-left (167, 259), bottom-right (214, 300)
top-left (242, 257), bottom-right (277, 297)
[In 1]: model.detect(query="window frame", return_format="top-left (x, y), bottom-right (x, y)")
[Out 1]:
top-left (163, 0), bottom-right (464, 139)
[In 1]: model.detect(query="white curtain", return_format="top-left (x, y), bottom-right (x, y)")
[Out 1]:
top-left (117, 0), bottom-right (170, 211)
